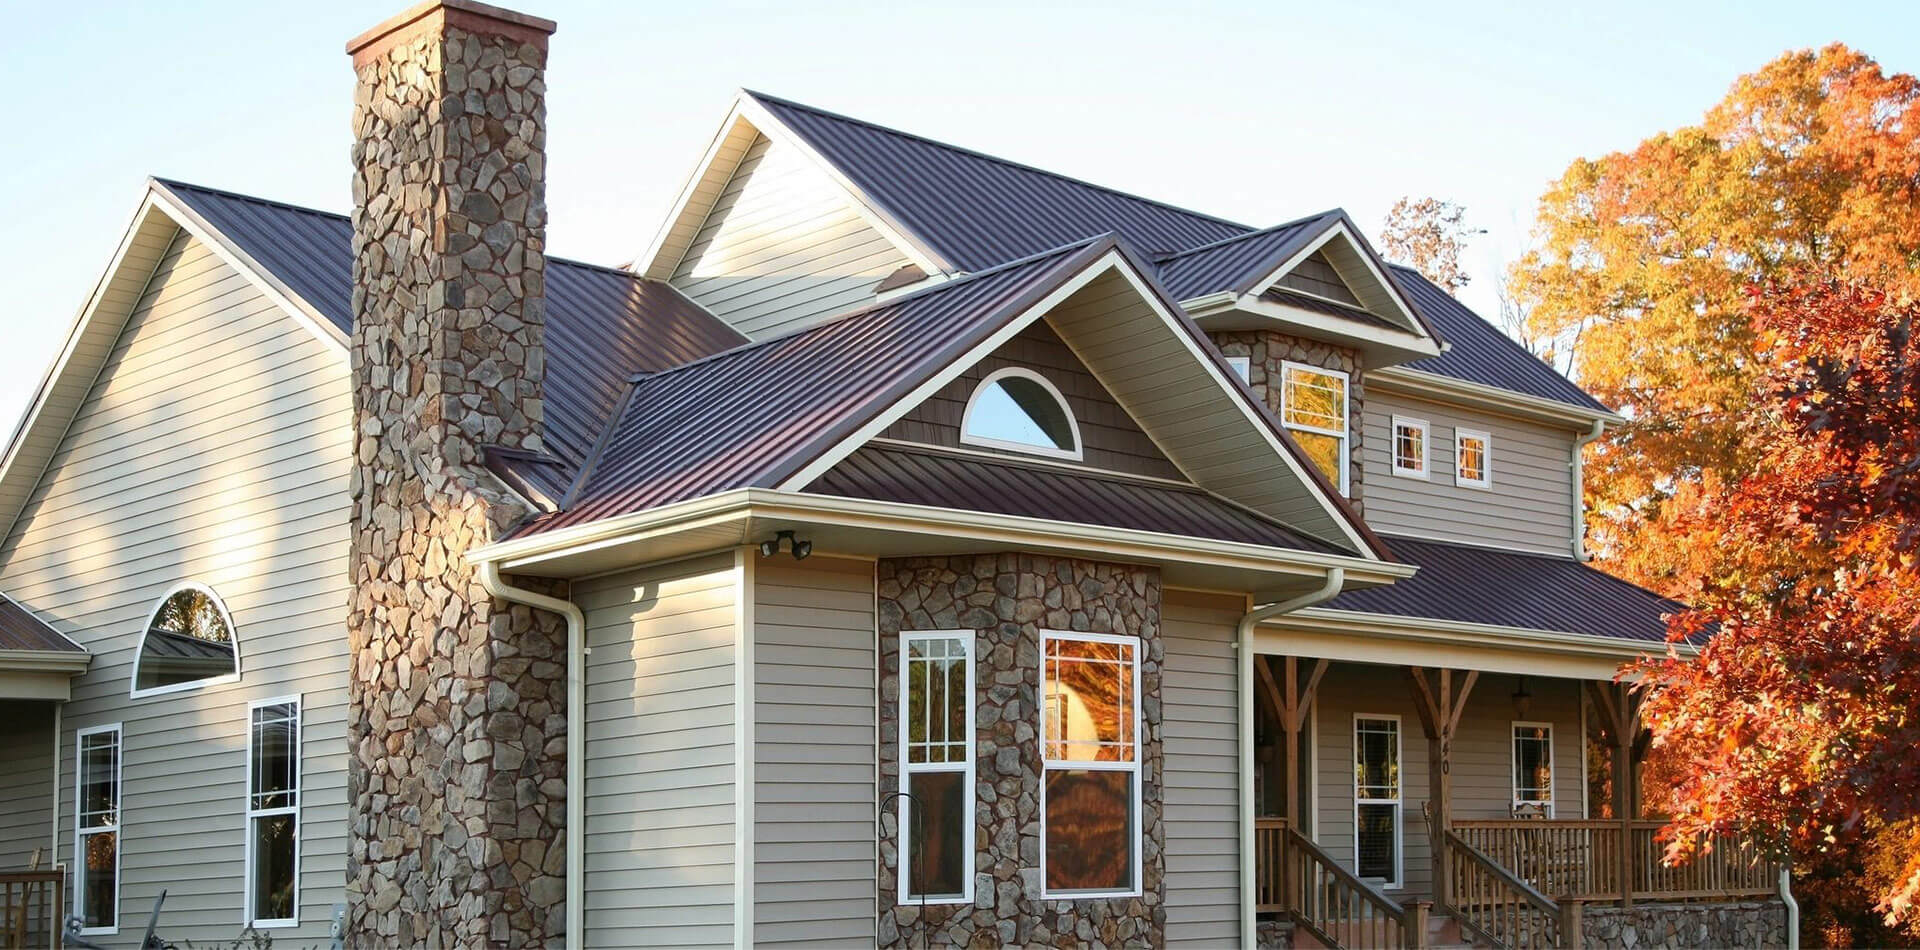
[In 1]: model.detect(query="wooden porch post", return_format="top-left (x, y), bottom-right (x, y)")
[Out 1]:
top-left (1258, 655), bottom-right (1328, 912)
top-left (1589, 680), bottom-right (1646, 908)
top-left (1409, 667), bottom-right (1478, 909)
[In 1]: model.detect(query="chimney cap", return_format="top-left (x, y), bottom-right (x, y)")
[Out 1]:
top-left (348, 0), bottom-right (556, 63)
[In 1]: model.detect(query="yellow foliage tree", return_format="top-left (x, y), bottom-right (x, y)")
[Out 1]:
top-left (1506, 44), bottom-right (1920, 595)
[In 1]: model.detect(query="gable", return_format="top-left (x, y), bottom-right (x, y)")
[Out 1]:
top-left (880, 320), bottom-right (1186, 481)
top-left (1275, 249), bottom-right (1362, 306)
top-left (667, 131), bottom-right (914, 339)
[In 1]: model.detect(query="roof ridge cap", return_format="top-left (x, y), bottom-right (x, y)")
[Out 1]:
top-left (745, 90), bottom-right (1254, 234)
top-left (626, 234), bottom-right (1115, 387)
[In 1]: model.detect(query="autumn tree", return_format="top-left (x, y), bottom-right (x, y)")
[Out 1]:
top-left (1506, 45), bottom-right (1920, 595)
top-left (1379, 196), bottom-right (1481, 295)
top-left (1636, 278), bottom-right (1920, 942)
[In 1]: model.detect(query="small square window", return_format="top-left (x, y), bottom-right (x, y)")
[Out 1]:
top-left (1456, 429), bottom-right (1492, 489)
top-left (1390, 417), bottom-right (1429, 479)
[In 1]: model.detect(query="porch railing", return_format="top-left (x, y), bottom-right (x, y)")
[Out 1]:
top-left (1442, 829), bottom-right (1566, 949)
top-left (1257, 817), bottom-right (1419, 949)
top-left (0, 870), bottom-right (63, 949)
top-left (1452, 820), bottom-right (1778, 903)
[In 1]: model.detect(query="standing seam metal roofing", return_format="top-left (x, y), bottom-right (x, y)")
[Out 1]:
top-left (519, 237), bottom-right (1116, 535)
top-left (1390, 264), bottom-right (1609, 412)
top-left (1150, 212), bottom-right (1336, 301)
top-left (153, 180), bottom-right (749, 473)
top-left (1324, 535), bottom-right (1679, 643)
top-left (749, 92), bottom-right (1252, 271)
top-left (0, 595), bottom-right (84, 653)
top-left (808, 444), bottom-right (1344, 554)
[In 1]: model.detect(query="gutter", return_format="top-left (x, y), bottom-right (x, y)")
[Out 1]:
top-left (1235, 567), bottom-right (1345, 945)
top-left (1571, 419), bottom-right (1604, 562)
top-left (475, 560), bottom-right (586, 950)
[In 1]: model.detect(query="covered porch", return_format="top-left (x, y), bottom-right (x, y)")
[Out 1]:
top-left (1244, 644), bottom-right (1779, 948)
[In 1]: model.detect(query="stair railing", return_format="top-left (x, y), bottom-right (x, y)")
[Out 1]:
top-left (1443, 829), bottom-right (1574, 949)
top-left (1280, 824), bottom-right (1420, 949)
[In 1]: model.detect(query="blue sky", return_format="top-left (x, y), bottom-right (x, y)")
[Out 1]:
top-left (1, 0), bottom-right (1914, 429)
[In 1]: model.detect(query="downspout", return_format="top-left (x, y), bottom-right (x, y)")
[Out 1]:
top-left (1236, 567), bottom-right (1345, 945)
top-left (1571, 419), bottom-right (1604, 562)
top-left (476, 560), bottom-right (586, 950)
top-left (1779, 866), bottom-right (1800, 950)
top-left (49, 702), bottom-right (60, 868)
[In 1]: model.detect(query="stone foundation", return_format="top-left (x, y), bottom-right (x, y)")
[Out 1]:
top-left (1256, 917), bottom-right (1293, 949)
top-left (876, 554), bottom-right (1165, 949)
top-left (1209, 330), bottom-right (1365, 508)
top-left (1579, 901), bottom-right (1788, 949)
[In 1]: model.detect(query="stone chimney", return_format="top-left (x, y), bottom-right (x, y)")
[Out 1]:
top-left (344, 1), bottom-right (567, 944)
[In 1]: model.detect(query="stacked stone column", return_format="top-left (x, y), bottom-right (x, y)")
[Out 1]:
top-left (344, 1), bottom-right (567, 944)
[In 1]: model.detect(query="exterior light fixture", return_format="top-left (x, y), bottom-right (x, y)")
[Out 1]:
top-left (757, 531), bottom-right (812, 560)
top-left (1512, 676), bottom-right (1533, 718)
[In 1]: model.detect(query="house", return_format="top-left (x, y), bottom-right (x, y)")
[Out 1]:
top-left (0, 1), bottom-right (1790, 947)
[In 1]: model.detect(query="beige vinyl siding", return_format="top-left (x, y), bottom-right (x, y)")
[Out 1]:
top-left (0, 701), bottom-right (56, 870)
top-left (1310, 664), bottom-right (1585, 901)
top-left (752, 556), bottom-right (876, 947)
top-left (1360, 391), bottom-right (1577, 556)
top-left (578, 552), bottom-right (740, 948)
top-left (0, 228), bottom-right (352, 943)
top-left (671, 133), bottom-right (912, 339)
top-left (1276, 249), bottom-right (1362, 306)
top-left (1161, 589), bottom-right (1243, 946)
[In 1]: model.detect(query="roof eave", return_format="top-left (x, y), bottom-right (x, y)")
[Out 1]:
top-left (1369, 366), bottom-right (1623, 428)
top-left (1188, 296), bottom-right (1445, 366)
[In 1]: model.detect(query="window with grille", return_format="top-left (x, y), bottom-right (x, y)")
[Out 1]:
top-left (1354, 715), bottom-right (1401, 886)
top-left (1512, 723), bottom-right (1554, 816)
top-left (1456, 429), bottom-right (1492, 489)
top-left (248, 698), bottom-right (301, 926)
top-left (1391, 416), bottom-right (1430, 479)
top-left (1280, 362), bottom-right (1350, 493)
top-left (899, 632), bottom-right (973, 902)
top-left (75, 724), bottom-right (121, 934)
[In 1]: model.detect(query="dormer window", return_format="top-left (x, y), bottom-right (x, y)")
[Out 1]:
top-left (1279, 362), bottom-right (1350, 493)
top-left (131, 582), bottom-right (239, 697)
top-left (960, 368), bottom-right (1082, 460)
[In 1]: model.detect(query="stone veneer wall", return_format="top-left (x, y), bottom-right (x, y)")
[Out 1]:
top-left (1580, 901), bottom-right (1788, 949)
top-left (1210, 330), bottom-right (1365, 509)
top-left (344, 4), bottom-right (568, 945)
top-left (876, 554), bottom-right (1166, 949)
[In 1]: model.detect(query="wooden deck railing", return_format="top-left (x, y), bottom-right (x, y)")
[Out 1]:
top-left (1257, 817), bottom-right (1418, 948)
top-left (0, 870), bottom-right (63, 949)
top-left (1443, 830), bottom-right (1567, 949)
top-left (1452, 820), bottom-right (1778, 903)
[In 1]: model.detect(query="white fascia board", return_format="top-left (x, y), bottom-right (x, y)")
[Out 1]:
top-left (0, 650), bottom-right (94, 675)
top-left (1204, 296), bottom-right (1444, 361)
top-left (1368, 366), bottom-right (1624, 428)
top-left (633, 97), bottom-right (757, 281)
top-left (1265, 605), bottom-right (1693, 666)
top-left (1244, 221), bottom-right (1429, 342)
top-left (469, 487), bottom-right (1414, 587)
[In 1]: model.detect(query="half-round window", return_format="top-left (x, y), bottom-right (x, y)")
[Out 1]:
top-left (131, 583), bottom-right (239, 697)
top-left (959, 368), bottom-right (1082, 460)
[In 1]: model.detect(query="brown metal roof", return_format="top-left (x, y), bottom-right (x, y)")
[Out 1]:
top-left (0, 595), bottom-right (82, 653)
top-left (807, 444), bottom-right (1345, 555)
top-left (520, 238), bottom-right (1115, 535)
top-left (153, 180), bottom-right (749, 475)
top-left (1390, 265), bottom-right (1610, 413)
top-left (1151, 212), bottom-right (1336, 300)
top-left (750, 92), bottom-right (1251, 270)
top-left (1325, 535), bottom-right (1678, 643)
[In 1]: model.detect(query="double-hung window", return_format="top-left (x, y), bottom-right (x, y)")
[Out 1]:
top-left (1040, 630), bottom-right (1141, 897)
top-left (899, 632), bottom-right (973, 903)
top-left (1391, 416), bottom-right (1430, 479)
top-left (1456, 429), bottom-right (1492, 489)
top-left (1512, 723), bottom-right (1554, 817)
top-left (247, 697), bottom-right (301, 927)
top-left (1353, 715), bottom-right (1401, 887)
top-left (75, 724), bottom-right (121, 934)
top-left (1280, 362), bottom-right (1350, 493)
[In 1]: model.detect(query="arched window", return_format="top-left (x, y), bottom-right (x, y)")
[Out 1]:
top-left (959, 368), bottom-right (1082, 460)
top-left (130, 582), bottom-right (239, 698)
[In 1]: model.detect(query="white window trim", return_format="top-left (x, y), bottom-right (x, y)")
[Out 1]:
top-left (128, 581), bottom-right (241, 699)
top-left (896, 631), bottom-right (975, 905)
top-left (245, 695), bottom-right (302, 928)
top-left (73, 722), bottom-right (123, 936)
top-left (1352, 713), bottom-right (1403, 890)
top-left (958, 366), bottom-right (1085, 461)
top-left (1039, 629), bottom-right (1143, 900)
top-left (1510, 720), bottom-right (1555, 818)
top-left (1389, 416), bottom-right (1430, 480)
top-left (1455, 428), bottom-right (1493, 490)
top-left (1224, 355), bottom-right (1252, 383)
top-left (1279, 360), bottom-right (1351, 494)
